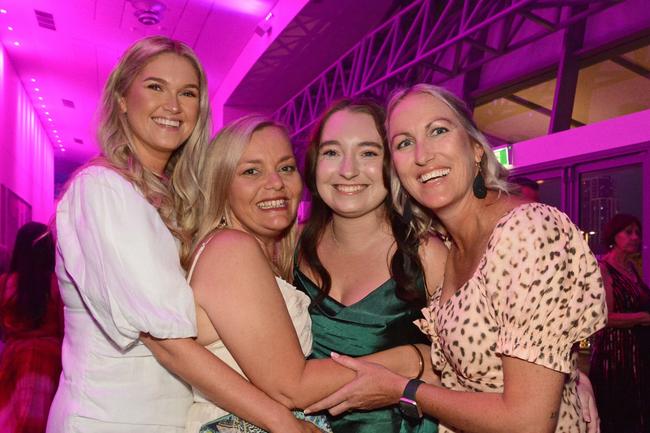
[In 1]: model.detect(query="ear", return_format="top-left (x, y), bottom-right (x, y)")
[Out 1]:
top-left (472, 141), bottom-right (484, 165)
top-left (118, 94), bottom-right (127, 114)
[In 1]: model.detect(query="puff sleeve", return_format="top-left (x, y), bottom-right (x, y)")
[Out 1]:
top-left (56, 166), bottom-right (197, 350)
top-left (480, 203), bottom-right (606, 373)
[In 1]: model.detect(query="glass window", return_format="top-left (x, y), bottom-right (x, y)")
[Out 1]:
top-left (536, 177), bottom-right (562, 210)
top-left (474, 79), bottom-right (556, 143)
top-left (572, 44), bottom-right (650, 126)
top-left (578, 163), bottom-right (643, 256)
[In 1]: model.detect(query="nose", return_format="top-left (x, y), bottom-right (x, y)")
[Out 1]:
top-left (338, 154), bottom-right (359, 179)
top-left (414, 141), bottom-right (434, 166)
top-left (265, 171), bottom-right (284, 190)
top-left (164, 92), bottom-right (180, 113)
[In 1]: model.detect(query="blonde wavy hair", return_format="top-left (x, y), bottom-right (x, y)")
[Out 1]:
top-left (386, 84), bottom-right (514, 238)
top-left (92, 35), bottom-right (211, 262)
top-left (190, 115), bottom-right (299, 281)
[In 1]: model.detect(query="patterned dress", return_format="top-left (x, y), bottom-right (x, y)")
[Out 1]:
top-left (0, 273), bottom-right (62, 433)
top-left (589, 261), bottom-right (650, 433)
top-left (416, 203), bottom-right (607, 433)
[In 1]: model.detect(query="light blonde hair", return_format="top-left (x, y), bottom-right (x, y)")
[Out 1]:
top-left (386, 84), bottom-right (513, 238)
top-left (90, 35), bottom-right (210, 262)
top-left (190, 114), bottom-right (299, 281)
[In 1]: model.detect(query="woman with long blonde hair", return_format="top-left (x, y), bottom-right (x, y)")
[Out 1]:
top-left (48, 36), bottom-right (319, 433)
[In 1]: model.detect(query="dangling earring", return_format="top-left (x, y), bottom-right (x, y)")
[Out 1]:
top-left (472, 162), bottom-right (487, 199)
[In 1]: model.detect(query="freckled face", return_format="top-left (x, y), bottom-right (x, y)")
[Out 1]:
top-left (316, 110), bottom-right (388, 219)
top-left (613, 223), bottom-right (641, 254)
top-left (388, 92), bottom-right (483, 212)
top-left (118, 52), bottom-right (200, 170)
top-left (228, 126), bottom-right (303, 240)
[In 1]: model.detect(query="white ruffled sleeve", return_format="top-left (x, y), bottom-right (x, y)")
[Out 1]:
top-left (56, 166), bottom-right (197, 350)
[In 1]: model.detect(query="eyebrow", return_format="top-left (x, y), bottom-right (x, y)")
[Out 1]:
top-left (319, 140), bottom-right (383, 149)
top-left (239, 155), bottom-right (295, 165)
top-left (390, 117), bottom-right (455, 142)
top-left (142, 76), bottom-right (200, 90)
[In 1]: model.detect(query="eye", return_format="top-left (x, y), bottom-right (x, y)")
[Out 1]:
top-left (181, 89), bottom-right (198, 98)
top-left (361, 150), bottom-right (380, 158)
top-left (429, 126), bottom-right (449, 136)
top-left (242, 167), bottom-right (259, 176)
top-left (320, 148), bottom-right (338, 157)
top-left (395, 137), bottom-right (414, 150)
top-left (147, 83), bottom-right (163, 91)
top-left (280, 164), bottom-right (297, 173)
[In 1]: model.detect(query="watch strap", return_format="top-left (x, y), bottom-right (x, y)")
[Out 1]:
top-left (402, 378), bottom-right (424, 400)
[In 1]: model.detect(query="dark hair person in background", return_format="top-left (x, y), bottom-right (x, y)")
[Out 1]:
top-left (0, 222), bottom-right (63, 433)
top-left (589, 213), bottom-right (650, 433)
top-left (509, 176), bottom-right (540, 202)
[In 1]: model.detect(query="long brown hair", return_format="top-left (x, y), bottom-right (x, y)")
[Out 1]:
top-left (299, 98), bottom-right (425, 307)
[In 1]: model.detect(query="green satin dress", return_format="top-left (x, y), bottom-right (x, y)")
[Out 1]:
top-left (294, 268), bottom-right (438, 433)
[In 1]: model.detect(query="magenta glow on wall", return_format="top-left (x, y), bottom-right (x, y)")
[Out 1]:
top-left (0, 43), bottom-right (54, 223)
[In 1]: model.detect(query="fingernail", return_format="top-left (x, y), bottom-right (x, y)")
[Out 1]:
top-left (303, 409), bottom-right (311, 414)
top-left (331, 352), bottom-right (340, 358)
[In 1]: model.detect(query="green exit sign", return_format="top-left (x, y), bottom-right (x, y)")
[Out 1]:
top-left (493, 146), bottom-right (512, 168)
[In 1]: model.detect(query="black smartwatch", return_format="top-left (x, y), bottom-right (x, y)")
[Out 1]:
top-left (399, 378), bottom-right (424, 419)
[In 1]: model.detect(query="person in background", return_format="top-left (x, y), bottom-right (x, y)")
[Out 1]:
top-left (295, 98), bottom-right (446, 433)
top-left (305, 84), bottom-right (606, 433)
top-left (589, 213), bottom-right (650, 433)
top-left (48, 36), bottom-right (319, 433)
top-left (0, 222), bottom-right (62, 433)
top-left (510, 176), bottom-right (540, 202)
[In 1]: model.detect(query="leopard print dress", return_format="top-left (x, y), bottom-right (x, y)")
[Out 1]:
top-left (416, 203), bottom-right (607, 433)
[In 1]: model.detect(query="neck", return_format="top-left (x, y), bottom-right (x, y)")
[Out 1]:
top-left (329, 206), bottom-right (389, 251)
top-left (606, 248), bottom-right (630, 267)
top-left (436, 191), bottom-right (500, 254)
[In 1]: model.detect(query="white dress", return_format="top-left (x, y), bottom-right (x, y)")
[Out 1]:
top-left (47, 166), bottom-right (197, 433)
top-left (184, 239), bottom-right (313, 433)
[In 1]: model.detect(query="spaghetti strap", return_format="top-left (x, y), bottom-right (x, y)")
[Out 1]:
top-left (187, 234), bottom-right (217, 283)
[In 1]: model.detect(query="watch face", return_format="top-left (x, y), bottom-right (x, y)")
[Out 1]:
top-left (399, 398), bottom-right (423, 419)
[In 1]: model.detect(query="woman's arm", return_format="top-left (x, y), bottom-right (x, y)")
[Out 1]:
top-left (305, 353), bottom-right (564, 433)
top-left (141, 335), bottom-right (321, 433)
top-left (600, 262), bottom-right (650, 327)
top-left (191, 230), bottom-right (422, 410)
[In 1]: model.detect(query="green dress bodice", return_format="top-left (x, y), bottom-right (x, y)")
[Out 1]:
top-left (293, 268), bottom-right (438, 433)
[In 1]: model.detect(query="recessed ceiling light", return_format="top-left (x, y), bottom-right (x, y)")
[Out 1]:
top-left (55, 135), bottom-right (59, 138)
top-left (38, 96), bottom-right (43, 101)
top-left (41, 104), bottom-right (46, 108)
top-left (8, 26), bottom-right (13, 31)
top-left (34, 88), bottom-right (40, 92)
top-left (13, 41), bottom-right (20, 47)
top-left (53, 129), bottom-right (58, 133)
top-left (31, 78), bottom-right (36, 82)
top-left (61, 148), bottom-right (66, 152)
top-left (57, 139), bottom-right (61, 143)
top-left (0, 9), bottom-right (7, 14)
top-left (47, 118), bottom-right (52, 122)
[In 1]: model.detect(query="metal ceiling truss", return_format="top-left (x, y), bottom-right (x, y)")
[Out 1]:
top-left (274, 0), bottom-right (622, 139)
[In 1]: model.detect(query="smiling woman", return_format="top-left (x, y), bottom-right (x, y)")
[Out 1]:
top-left (47, 37), bottom-right (320, 433)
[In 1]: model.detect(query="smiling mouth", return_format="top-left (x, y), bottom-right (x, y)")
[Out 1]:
top-left (419, 168), bottom-right (450, 183)
top-left (257, 199), bottom-right (288, 210)
top-left (152, 117), bottom-right (181, 128)
top-left (334, 184), bottom-right (366, 193)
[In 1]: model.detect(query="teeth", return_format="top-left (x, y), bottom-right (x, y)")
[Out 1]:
top-left (257, 199), bottom-right (287, 209)
top-left (420, 168), bottom-right (450, 183)
top-left (335, 184), bottom-right (365, 193)
top-left (153, 117), bottom-right (181, 128)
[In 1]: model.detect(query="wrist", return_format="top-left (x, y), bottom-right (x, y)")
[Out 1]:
top-left (266, 407), bottom-right (297, 432)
